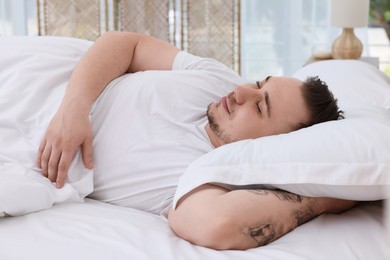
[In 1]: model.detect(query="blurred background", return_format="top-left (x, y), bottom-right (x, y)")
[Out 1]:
top-left (0, 0), bottom-right (389, 81)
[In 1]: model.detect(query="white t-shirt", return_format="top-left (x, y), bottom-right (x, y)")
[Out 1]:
top-left (88, 51), bottom-right (244, 214)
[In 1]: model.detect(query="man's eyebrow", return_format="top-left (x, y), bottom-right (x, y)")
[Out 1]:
top-left (257, 76), bottom-right (271, 117)
top-left (264, 91), bottom-right (271, 118)
top-left (262, 76), bottom-right (272, 118)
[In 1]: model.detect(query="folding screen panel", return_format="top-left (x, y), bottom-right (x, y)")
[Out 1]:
top-left (37, 0), bottom-right (101, 40)
top-left (181, 0), bottom-right (240, 72)
top-left (115, 0), bottom-right (173, 43)
top-left (37, 0), bottom-right (240, 72)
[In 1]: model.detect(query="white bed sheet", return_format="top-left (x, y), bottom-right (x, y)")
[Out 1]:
top-left (0, 199), bottom-right (388, 260)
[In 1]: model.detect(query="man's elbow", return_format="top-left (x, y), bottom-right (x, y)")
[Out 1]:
top-left (168, 209), bottom-right (232, 250)
top-left (168, 208), bottom-right (256, 250)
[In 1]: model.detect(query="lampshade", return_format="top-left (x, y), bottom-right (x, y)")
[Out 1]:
top-left (331, 0), bottom-right (369, 28)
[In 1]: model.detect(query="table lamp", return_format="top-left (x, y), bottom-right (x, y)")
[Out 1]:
top-left (331, 0), bottom-right (369, 59)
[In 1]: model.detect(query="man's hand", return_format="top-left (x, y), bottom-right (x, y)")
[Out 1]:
top-left (37, 104), bottom-right (93, 188)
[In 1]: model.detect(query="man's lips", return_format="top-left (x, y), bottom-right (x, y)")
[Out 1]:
top-left (221, 96), bottom-right (230, 114)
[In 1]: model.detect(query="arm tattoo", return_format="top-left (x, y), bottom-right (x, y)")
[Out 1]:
top-left (248, 189), bottom-right (303, 203)
top-left (244, 190), bottom-right (319, 246)
top-left (246, 224), bottom-right (276, 246)
top-left (273, 190), bottom-right (302, 203)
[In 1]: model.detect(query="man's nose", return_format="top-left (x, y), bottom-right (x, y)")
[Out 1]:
top-left (234, 85), bottom-right (261, 105)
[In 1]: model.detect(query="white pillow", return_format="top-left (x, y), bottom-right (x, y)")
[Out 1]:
top-left (294, 60), bottom-right (390, 109)
top-left (173, 60), bottom-right (390, 207)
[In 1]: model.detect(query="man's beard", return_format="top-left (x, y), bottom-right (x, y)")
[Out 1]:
top-left (206, 103), bottom-right (234, 144)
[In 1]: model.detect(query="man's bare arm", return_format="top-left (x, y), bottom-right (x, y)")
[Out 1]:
top-left (168, 184), bottom-right (357, 250)
top-left (58, 31), bottom-right (180, 111)
top-left (37, 32), bottom-right (180, 188)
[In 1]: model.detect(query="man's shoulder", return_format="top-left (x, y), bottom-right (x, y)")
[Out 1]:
top-left (173, 51), bottom-right (239, 76)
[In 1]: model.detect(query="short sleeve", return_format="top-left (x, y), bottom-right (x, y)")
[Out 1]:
top-left (172, 51), bottom-right (235, 72)
top-left (171, 51), bottom-right (244, 87)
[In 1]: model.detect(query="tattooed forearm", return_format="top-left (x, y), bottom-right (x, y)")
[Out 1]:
top-left (246, 223), bottom-right (276, 246)
top-left (247, 189), bottom-right (303, 203)
top-left (242, 190), bottom-right (321, 247)
top-left (273, 190), bottom-right (302, 203)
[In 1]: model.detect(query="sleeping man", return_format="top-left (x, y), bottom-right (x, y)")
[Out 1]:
top-left (37, 31), bottom-right (357, 250)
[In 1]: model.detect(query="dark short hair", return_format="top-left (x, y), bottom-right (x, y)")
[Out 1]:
top-left (300, 76), bottom-right (343, 128)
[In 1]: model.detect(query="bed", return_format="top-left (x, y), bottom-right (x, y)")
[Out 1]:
top-left (0, 36), bottom-right (389, 260)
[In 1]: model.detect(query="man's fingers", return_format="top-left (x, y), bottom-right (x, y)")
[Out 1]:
top-left (37, 139), bottom-right (47, 169)
top-left (81, 135), bottom-right (94, 169)
top-left (39, 144), bottom-right (52, 177)
top-left (55, 153), bottom-right (73, 188)
top-left (38, 140), bottom-right (74, 188)
top-left (47, 149), bottom-right (62, 183)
